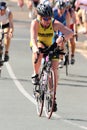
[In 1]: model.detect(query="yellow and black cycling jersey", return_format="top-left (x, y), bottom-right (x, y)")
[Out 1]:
top-left (30, 18), bottom-right (54, 48)
top-left (37, 21), bottom-right (54, 46)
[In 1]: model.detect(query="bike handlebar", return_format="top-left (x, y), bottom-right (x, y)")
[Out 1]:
top-left (34, 43), bottom-right (65, 64)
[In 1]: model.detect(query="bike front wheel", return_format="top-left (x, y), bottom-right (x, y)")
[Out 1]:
top-left (44, 69), bottom-right (56, 119)
top-left (34, 84), bottom-right (44, 117)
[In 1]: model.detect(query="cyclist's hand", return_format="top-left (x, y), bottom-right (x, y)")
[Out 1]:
top-left (56, 36), bottom-right (64, 47)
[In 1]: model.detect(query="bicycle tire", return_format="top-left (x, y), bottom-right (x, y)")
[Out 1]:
top-left (35, 88), bottom-right (44, 117)
top-left (35, 71), bottom-right (45, 117)
top-left (44, 69), bottom-right (56, 119)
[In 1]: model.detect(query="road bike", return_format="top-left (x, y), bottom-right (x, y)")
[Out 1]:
top-left (33, 43), bottom-right (64, 119)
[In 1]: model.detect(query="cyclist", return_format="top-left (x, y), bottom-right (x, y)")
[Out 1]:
top-left (53, 1), bottom-right (76, 67)
top-left (0, 2), bottom-right (14, 64)
top-left (65, 1), bottom-right (76, 64)
top-left (30, 3), bottom-right (73, 111)
top-left (53, 0), bottom-right (70, 68)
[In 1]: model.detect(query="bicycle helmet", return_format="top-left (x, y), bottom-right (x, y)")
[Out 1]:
top-left (37, 3), bottom-right (53, 17)
top-left (55, 0), bottom-right (66, 9)
top-left (0, 2), bottom-right (7, 10)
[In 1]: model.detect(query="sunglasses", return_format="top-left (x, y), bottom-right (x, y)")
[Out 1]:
top-left (42, 17), bottom-right (51, 21)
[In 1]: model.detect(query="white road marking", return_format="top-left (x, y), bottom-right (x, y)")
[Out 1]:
top-left (5, 62), bottom-right (36, 105)
top-left (12, 38), bottom-right (29, 41)
top-left (5, 62), bottom-right (87, 129)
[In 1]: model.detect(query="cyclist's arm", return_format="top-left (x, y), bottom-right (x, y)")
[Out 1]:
top-left (53, 20), bottom-right (74, 41)
top-left (30, 19), bottom-right (39, 53)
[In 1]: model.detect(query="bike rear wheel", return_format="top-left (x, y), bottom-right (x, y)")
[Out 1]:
top-left (44, 69), bottom-right (56, 119)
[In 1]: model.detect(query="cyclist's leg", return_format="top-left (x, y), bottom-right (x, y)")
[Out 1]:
top-left (32, 52), bottom-right (42, 84)
top-left (56, 34), bottom-right (64, 68)
top-left (32, 53), bottom-right (42, 74)
top-left (69, 24), bottom-right (76, 64)
top-left (32, 42), bottom-right (44, 84)
top-left (4, 37), bottom-right (11, 62)
top-left (32, 42), bottom-right (44, 74)
top-left (51, 60), bottom-right (58, 92)
top-left (51, 60), bottom-right (58, 111)
top-left (70, 36), bottom-right (75, 64)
